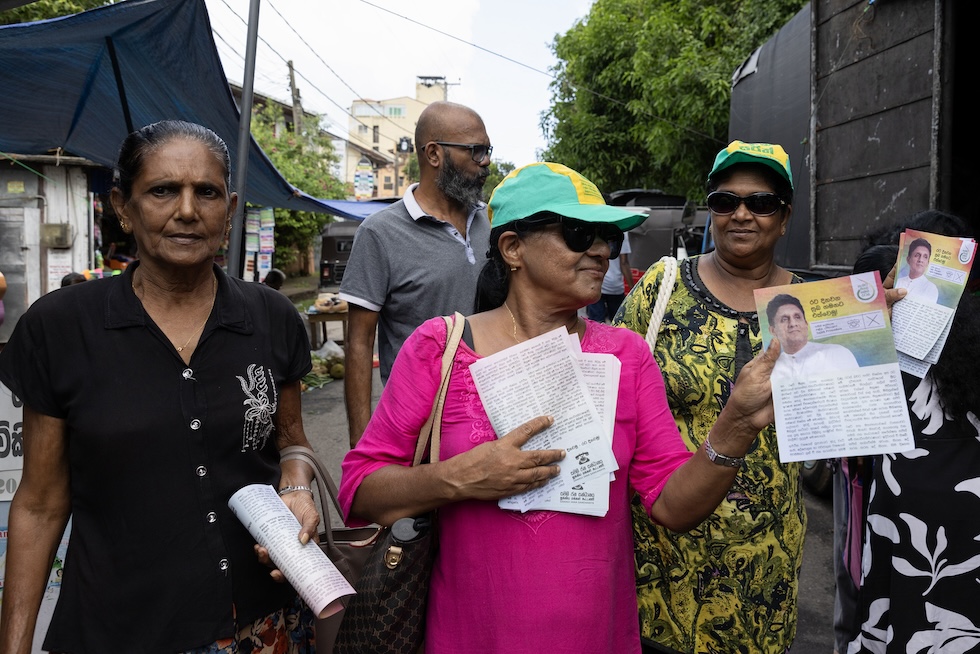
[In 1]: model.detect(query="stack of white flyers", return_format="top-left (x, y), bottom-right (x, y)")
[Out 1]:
top-left (754, 273), bottom-right (914, 462)
top-left (469, 326), bottom-right (619, 516)
top-left (890, 229), bottom-right (975, 378)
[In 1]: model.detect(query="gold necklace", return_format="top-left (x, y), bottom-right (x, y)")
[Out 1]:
top-left (176, 275), bottom-right (217, 352)
top-left (134, 274), bottom-right (217, 352)
top-left (504, 302), bottom-right (581, 344)
top-left (504, 302), bottom-right (521, 343)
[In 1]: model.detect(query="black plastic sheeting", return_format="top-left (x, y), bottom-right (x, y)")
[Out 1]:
top-left (727, 3), bottom-right (812, 272)
top-left (0, 0), bottom-right (387, 220)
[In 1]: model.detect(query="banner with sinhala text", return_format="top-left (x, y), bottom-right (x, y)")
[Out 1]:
top-left (1, 382), bottom-right (71, 653)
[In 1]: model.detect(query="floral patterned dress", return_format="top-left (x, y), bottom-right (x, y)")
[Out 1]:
top-left (614, 256), bottom-right (806, 654)
top-left (846, 374), bottom-right (980, 654)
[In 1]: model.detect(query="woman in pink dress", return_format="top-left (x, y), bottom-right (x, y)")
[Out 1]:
top-left (339, 162), bottom-right (780, 653)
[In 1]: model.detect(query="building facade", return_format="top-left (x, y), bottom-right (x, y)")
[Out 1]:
top-left (0, 155), bottom-right (103, 343)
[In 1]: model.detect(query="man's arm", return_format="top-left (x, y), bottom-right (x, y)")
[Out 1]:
top-left (345, 304), bottom-right (380, 448)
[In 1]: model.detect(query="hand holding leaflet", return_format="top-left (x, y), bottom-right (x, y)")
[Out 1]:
top-left (229, 484), bottom-right (355, 618)
top-left (470, 327), bottom-right (617, 515)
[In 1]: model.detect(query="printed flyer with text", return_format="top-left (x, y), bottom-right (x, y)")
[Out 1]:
top-left (754, 273), bottom-right (913, 462)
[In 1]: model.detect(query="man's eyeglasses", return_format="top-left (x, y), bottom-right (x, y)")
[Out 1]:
top-left (517, 215), bottom-right (624, 260)
top-left (433, 142), bottom-right (493, 163)
top-left (706, 191), bottom-right (786, 216)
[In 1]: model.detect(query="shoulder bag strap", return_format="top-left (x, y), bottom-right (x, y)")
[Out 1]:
top-left (279, 444), bottom-right (347, 550)
top-left (280, 445), bottom-right (340, 517)
top-left (644, 256), bottom-right (678, 354)
top-left (413, 311), bottom-right (465, 466)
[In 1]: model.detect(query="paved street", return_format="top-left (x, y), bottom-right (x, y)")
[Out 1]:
top-left (297, 315), bottom-right (837, 652)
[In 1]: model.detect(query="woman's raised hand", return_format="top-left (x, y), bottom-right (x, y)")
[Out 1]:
top-left (723, 337), bottom-right (782, 435)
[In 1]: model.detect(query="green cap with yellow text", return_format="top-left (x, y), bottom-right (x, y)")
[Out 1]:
top-left (487, 162), bottom-right (648, 231)
top-left (708, 140), bottom-right (793, 190)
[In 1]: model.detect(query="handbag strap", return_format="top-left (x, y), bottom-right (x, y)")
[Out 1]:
top-left (279, 444), bottom-right (346, 550)
top-left (644, 256), bottom-right (677, 354)
top-left (413, 312), bottom-right (465, 466)
top-left (279, 312), bottom-right (464, 549)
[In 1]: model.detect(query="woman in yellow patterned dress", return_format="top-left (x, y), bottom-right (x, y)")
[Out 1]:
top-left (614, 141), bottom-right (805, 654)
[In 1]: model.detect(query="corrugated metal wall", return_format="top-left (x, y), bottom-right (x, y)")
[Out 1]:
top-left (811, 0), bottom-right (939, 271)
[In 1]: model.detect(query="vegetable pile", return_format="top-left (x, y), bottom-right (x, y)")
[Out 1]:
top-left (301, 352), bottom-right (345, 391)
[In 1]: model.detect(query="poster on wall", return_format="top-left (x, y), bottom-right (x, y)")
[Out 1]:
top-left (354, 158), bottom-right (375, 200)
top-left (259, 226), bottom-right (275, 253)
top-left (46, 249), bottom-right (74, 292)
top-left (0, 382), bottom-right (23, 502)
top-left (259, 207), bottom-right (275, 228)
top-left (257, 252), bottom-right (273, 283)
top-left (0, 503), bottom-right (72, 653)
top-left (1, 382), bottom-right (71, 652)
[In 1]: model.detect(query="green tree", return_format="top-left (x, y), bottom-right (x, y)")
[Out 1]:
top-left (404, 153), bottom-right (420, 184)
top-left (249, 103), bottom-right (346, 268)
top-left (482, 160), bottom-right (516, 198)
top-left (0, 0), bottom-right (107, 25)
top-left (542, 0), bottom-right (807, 200)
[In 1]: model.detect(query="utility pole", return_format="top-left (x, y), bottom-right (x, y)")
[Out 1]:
top-left (228, 0), bottom-right (261, 280)
top-left (288, 60), bottom-right (303, 136)
top-left (392, 150), bottom-right (399, 198)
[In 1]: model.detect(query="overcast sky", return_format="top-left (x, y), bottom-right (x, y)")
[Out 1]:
top-left (204, 0), bottom-right (594, 168)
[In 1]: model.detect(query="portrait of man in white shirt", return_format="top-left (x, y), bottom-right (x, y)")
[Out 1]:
top-left (895, 237), bottom-right (940, 303)
top-left (767, 294), bottom-right (860, 382)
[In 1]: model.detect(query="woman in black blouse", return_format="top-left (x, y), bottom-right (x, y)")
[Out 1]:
top-left (0, 120), bottom-right (318, 653)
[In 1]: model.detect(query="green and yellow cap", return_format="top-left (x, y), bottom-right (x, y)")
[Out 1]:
top-left (487, 162), bottom-right (648, 231)
top-left (708, 140), bottom-right (793, 190)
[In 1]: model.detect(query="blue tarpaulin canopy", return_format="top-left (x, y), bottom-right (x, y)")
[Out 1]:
top-left (0, 0), bottom-right (387, 220)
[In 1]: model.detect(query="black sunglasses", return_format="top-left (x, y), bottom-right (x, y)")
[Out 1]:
top-left (433, 141), bottom-right (493, 163)
top-left (517, 216), bottom-right (624, 260)
top-left (706, 191), bottom-right (786, 216)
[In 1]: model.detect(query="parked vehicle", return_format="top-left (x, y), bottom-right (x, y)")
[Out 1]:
top-left (319, 220), bottom-right (358, 287)
top-left (606, 188), bottom-right (709, 269)
top-left (801, 458), bottom-right (833, 497)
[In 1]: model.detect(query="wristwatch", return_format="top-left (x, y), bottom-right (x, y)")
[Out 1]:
top-left (704, 436), bottom-right (744, 468)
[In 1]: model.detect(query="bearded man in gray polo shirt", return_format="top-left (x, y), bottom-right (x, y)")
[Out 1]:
top-left (339, 101), bottom-right (492, 446)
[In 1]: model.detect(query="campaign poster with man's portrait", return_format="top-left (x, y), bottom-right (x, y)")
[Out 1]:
top-left (754, 273), bottom-right (912, 462)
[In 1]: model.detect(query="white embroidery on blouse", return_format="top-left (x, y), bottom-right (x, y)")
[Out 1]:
top-left (237, 363), bottom-right (278, 451)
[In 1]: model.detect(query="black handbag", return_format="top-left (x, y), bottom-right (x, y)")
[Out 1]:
top-left (332, 312), bottom-right (464, 654)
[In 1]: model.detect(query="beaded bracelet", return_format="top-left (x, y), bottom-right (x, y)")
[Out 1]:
top-left (278, 485), bottom-right (313, 497)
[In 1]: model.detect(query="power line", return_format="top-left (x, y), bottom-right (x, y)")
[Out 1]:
top-left (212, 27), bottom-right (288, 94)
top-left (265, 0), bottom-right (411, 138)
top-left (356, 0), bottom-right (723, 145)
top-left (216, 0), bottom-right (385, 143)
top-left (214, 0), bottom-right (722, 153)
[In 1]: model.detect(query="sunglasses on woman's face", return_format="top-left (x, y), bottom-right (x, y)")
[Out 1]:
top-left (528, 217), bottom-right (623, 260)
top-left (706, 191), bottom-right (786, 216)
